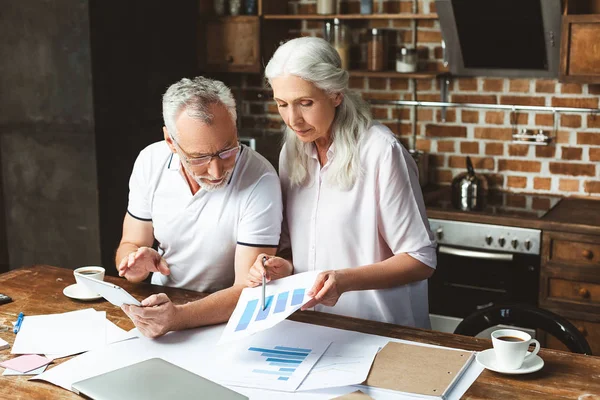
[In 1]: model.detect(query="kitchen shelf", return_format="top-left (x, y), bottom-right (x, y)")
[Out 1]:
top-left (263, 13), bottom-right (438, 21)
top-left (349, 70), bottom-right (441, 79)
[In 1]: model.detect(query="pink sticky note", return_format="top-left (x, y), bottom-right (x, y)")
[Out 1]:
top-left (0, 354), bottom-right (51, 373)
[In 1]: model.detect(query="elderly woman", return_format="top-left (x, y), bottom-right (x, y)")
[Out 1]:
top-left (247, 37), bottom-right (437, 328)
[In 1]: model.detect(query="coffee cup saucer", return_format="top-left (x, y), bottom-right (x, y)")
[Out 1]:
top-left (476, 348), bottom-right (544, 375)
top-left (63, 284), bottom-right (103, 301)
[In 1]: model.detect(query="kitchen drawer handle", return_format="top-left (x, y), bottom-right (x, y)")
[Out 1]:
top-left (579, 288), bottom-right (591, 298)
top-left (439, 246), bottom-right (514, 261)
top-left (582, 250), bottom-right (593, 259)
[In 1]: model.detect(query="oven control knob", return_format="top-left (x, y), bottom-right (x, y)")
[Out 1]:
top-left (436, 228), bottom-right (443, 241)
top-left (485, 235), bottom-right (493, 245)
top-left (498, 237), bottom-right (506, 247)
top-left (511, 239), bottom-right (518, 249)
top-left (524, 240), bottom-right (532, 250)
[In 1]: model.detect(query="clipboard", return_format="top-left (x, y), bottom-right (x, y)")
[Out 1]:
top-left (363, 341), bottom-right (475, 399)
top-left (76, 275), bottom-right (142, 307)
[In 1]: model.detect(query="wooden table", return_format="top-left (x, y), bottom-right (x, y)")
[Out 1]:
top-left (1, 266), bottom-right (599, 399)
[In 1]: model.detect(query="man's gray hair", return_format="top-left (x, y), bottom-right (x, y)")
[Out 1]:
top-left (265, 36), bottom-right (372, 190)
top-left (162, 76), bottom-right (237, 139)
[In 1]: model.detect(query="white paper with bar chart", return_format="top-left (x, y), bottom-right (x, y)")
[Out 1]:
top-left (210, 333), bottom-right (331, 392)
top-left (218, 271), bottom-right (320, 345)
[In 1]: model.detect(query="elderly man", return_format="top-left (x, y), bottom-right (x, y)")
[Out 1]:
top-left (116, 77), bottom-right (282, 337)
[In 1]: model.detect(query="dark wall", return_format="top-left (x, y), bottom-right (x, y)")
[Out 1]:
top-left (0, 0), bottom-right (100, 271)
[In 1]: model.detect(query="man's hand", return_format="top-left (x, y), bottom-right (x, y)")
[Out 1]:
top-left (121, 293), bottom-right (180, 338)
top-left (302, 270), bottom-right (348, 310)
top-left (245, 254), bottom-right (293, 287)
top-left (118, 247), bottom-right (170, 283)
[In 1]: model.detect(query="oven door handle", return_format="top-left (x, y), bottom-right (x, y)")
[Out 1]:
top-left (438, 245), bottom-right (514, 261)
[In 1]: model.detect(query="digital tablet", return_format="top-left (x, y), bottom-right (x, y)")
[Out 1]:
top-left (76, 275), bottom-right (142, 307)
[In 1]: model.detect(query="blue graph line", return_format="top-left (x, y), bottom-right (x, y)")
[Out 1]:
top-left (269, 362), bottom-right (299, 367)
top-left (279, 367), bottom-right (296, 372)
top-left (249, 347), bottom-right (309, 357)
top-left (261, 353), bottom-right (305, 360)
top-left (278, 377), bottom-right (289, 381)
top-left (266, 358), bottom-right (302, 364)
top-left (235, 299), bottom-right (258, 331)
top-left (274, 292), bottom-right (289, 313)
top-left (275, 346), bottom-right (312, 353)
top-left (252, 369), bottom-right (293, 376)
top-left (255, 295), bottom-right (274, 321)
top-left (291, 288), bottom-right (305, 306)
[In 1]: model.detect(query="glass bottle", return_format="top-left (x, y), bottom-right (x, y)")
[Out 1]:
top-left (317, 0), bottom-right (336, 14)
top-left (396, 47), bottom-right (417, 73)
top-left (367, 29), bottom-right (386, 71)
top-left (325, 19), bottom-right (350, 70)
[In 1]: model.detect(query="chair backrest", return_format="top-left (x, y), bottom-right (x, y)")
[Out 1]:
top-left (453, 303), bottom-right (592, 355)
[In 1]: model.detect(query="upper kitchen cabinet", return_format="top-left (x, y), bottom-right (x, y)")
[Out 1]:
top-left (560, 0), bottom-right (600, 83)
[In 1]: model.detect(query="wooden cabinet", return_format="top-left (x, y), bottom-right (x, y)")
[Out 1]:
top-left (202, 17), bottom-right (261, 73)
top-left (560, 0), bottom-right (600, 82)
top-left (540, 230), bottom-right (600, 353)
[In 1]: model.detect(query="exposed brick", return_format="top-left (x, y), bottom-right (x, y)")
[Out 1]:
top-left (577, 132), bottom-right (600, 145)
top-left (484, 111), bottom-right (504, 125)
top-left (437, 141), bottom-right (455, 152)
top-left (349, 76), bottom-right (365, 89)
top-left (498, 159), bottom-right (541, 173)
top-left (560, 114), bottom-right (581, 128)
top-left (590, 85), bottom-right (600, 95)
top-left (461, 110), bottom-right (479, 123)
top-left (416, 80), bottom-right (432, 91)
top-left (429, 154), bottom-right (445, 168)
top-left (250, 104), bottom-right (265, 115)
top-left (508, 144), bottom-right (530, 157)
top-left (266, 103), bottom-right (278, 114)
top-left (509, 80), bottom-right (531, 93)
top-left (559, 179), bottom-right (580, 192)
top-left (368, 78), bottom-right (387, 90)
top-left (590, 148), bottom-right (600, 161)
top-left (390, 79), bottom-right (409, 90)
top-left (398, 137), bottom-right (410, 147)
top-left (485, 142), bottom-right (504, 156)
top-left (500, 96), bottom-right (546, 106)
top-left (561, 83), bottom-right (583, 94)
top-left (587, 114), bottom-right (600, 128)
top-left (534, 177), bottom-right (552, 190)
top-left (512, 112), bottom-right (530, 125)
top-left (362, 92), bottom-right (400, 101)
top-left (506, 194), bottom-right (526, 208)
top-left (392, 108), bottom-right (411, 120)
top-left (535, 145), bottom-right (556, 158)
top-left (474, 127), bottom-right (513, 140)
top-left (561, 147), bottom-right (583, 160)
top-left (448, 156), bottom-right (494, 170)
top-left (535, 114), bottom-right (554, 126)
top-left (549, 162), bottom-right (596, 176)
top-left (417, 30), bottom-right (442, 43)
top-left (556, 130), bottom-right (571, 144)
top-left (460, 141), bottom-right (479, 154)
top-left (552, 97), bottom-right (599, 108)
top-left (416, 109), bottom-right (433, 121)
top-left (415, 138), bottom-right (431, 152)
top-left (452, 94), bottom-right (497, 104)
top-left (433, 169), bottom-right (453, 184)
top-left (425, 124), bottom-right (467, 137)
top-left (483, 79), bottom-right (504, 92)
top-left (585, 181), bottom-right (600, 194)
top-left (507, 176), bottom-right (528, 188)
top-left (436, 109), bottom-right (456, 122)
top-left (535, 80), bottom-right (556, 93)
top-left (433, 46), bottom-right (444, 59)
top-left (371, 107), bottom-right (389, 119)
top-left (532, 197), bottom-right (551, 210)
top-left (417, 94), bottom-right (440, 102)
top-left (458, 78), bottom-right (478, 91)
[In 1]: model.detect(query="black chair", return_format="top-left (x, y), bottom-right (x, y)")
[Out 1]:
top-left (453, 303), bottom-right (592, 355)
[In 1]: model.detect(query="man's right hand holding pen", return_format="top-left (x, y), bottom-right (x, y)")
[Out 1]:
top-left (246, 254), bottom-right (294, 288)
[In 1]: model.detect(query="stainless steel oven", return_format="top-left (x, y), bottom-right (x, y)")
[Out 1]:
top-left (428, 219), bottom-right (541, 337)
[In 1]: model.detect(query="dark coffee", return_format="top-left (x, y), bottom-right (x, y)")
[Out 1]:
top-left (78, 270), bottom-right (98, 275)
top-left (497, 336), bottom-right (524, 342)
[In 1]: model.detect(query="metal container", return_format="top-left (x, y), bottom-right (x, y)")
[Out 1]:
top-left (409, 149), bottom-right (429, 188)
top-left (451, 156), bottom-right (488, 211)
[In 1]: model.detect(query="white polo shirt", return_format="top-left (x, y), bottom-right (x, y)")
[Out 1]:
top-left (280, 123), bottom-right (437, 328)
top-left (127, 141), bottom-right (282, 293)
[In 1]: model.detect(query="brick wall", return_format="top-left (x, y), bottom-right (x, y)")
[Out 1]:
top-left (219, 0), bottom-right (600, 197)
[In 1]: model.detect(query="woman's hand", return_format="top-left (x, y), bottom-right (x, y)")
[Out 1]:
top-left (302, 270), bottom-right (348, 310)
top-left (246, 254), bottom-right (293, 287)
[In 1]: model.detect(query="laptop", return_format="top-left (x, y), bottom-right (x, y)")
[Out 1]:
top-left (72, 358), bottom-right (248, 400)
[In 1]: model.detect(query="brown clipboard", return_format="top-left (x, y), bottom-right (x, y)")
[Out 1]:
top-left (363, 341), bottom-right (475, 399)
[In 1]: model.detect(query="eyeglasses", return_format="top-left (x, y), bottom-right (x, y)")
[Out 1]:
top-left (171, 136), bottom-right (240, 167)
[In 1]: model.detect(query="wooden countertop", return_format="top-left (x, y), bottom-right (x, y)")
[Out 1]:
top-left (1, 265), bottom-right (600, 399)
top-left (424, 186), bottom-right (600, 236)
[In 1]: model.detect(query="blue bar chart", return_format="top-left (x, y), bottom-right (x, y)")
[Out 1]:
top-left (234, 289), bottom-right (307, 332)
top-left (249, 346), bottom-right (311, 381)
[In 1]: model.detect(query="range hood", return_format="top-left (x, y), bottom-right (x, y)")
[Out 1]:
top-left (436, 0), bottom-right (563, 78)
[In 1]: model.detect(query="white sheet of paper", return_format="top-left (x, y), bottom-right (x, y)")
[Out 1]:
top-left (219, 271), bottom-right (320, 345)
top-left (296, 343), bottom-right (379, 391)
top-left (35, 319), bottom-right (484, 400)
top-left (2, 364), bottom-right (48, 376)
top-left (11, 308), bottom-right (106, 355)
top-left (209, 334), bottom-right (330, 392)
top-left (0, 337), bottom-right (9, 350)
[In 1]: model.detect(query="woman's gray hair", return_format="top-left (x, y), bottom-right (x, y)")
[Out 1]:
top-left (162, 76), bottom-right (237, 139)
top-left (265, 36), bottom-right (372, 190)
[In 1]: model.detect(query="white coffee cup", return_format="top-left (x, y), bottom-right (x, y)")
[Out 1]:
top-left (74, 266), bottom-right (105, 297)
top-left (491, 328), bottom-right (540, 370)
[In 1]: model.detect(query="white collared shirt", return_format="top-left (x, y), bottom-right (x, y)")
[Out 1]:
top-left (127, 141), bottom-right (283, 293)
top-left (280, 123), bottom-right (436, 328)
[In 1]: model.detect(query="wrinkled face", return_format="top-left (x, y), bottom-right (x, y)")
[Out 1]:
top-left (270, 75), bottom-right (341, 145)
top-left (164, 103), bottom-right (239, 191)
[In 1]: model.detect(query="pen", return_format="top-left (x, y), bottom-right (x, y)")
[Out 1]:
top-left (261, 256), bottom-right (267, 311)
top-left (13, 312), bottom-right (24, 334)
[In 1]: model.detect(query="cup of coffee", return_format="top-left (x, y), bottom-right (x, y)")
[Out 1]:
top-left (74, 266), bottom-right (105, 296)
top-left (491, 329), bottom-right (540, 370)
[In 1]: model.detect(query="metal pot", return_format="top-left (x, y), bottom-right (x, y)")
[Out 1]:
top-left (409, 149), bottom-right (429, 188)
top-left (451, 156), bottom-right (488, 211)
